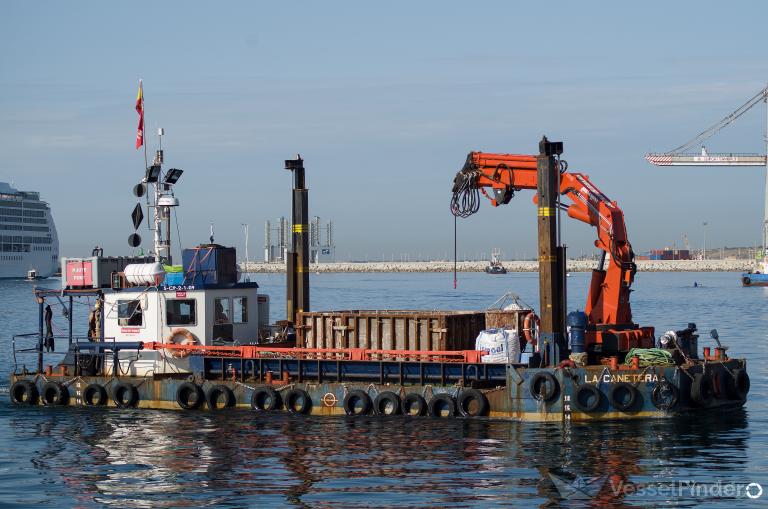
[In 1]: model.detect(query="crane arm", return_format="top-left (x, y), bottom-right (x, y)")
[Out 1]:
top-left (452, 151), bottom-right (637, 327)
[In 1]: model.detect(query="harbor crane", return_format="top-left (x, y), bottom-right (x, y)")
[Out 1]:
top-left (645, 84), bottom-right (768, 259)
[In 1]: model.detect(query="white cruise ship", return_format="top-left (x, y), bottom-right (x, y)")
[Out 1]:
top-left (0, 182), bottom-right (59, 278)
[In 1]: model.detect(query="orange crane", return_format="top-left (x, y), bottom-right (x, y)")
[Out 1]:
top-left (451, 138), bottom-right (654, 359)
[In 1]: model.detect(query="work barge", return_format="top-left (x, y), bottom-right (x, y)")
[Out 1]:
top-left (9, 136), bottom-right (750, 422)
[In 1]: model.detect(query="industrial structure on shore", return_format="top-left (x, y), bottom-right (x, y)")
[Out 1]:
top-left (264, 216), bottom-right (335, 263)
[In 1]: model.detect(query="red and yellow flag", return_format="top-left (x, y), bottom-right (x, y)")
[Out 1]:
top-left (135, 80), bottom-right (144, 149)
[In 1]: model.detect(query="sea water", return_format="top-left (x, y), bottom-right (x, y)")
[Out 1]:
top-left (0, 271), bottom-right (766, 507)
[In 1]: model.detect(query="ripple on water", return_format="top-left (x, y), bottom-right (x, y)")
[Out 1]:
top-left (0, 272), bottom-right (766, 507)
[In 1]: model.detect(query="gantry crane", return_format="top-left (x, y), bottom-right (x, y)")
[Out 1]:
top-left (645, 84), bottom-right (768, 258)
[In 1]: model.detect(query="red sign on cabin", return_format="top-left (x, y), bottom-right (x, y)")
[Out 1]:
top-left (65, 260), bottom-right (93, 287)
top-left (176, 291), bottom-right (187, 298)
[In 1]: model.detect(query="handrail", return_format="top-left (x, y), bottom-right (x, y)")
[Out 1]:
top-left (144, 342), bottom-right (488, 363)
top-left (12, 333), bottom-right (117, 375)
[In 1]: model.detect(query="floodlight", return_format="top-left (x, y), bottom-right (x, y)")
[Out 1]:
top-left (145, 165), bottom-right (161, 183)
top-left (164, 168), bottom-right (183, 184)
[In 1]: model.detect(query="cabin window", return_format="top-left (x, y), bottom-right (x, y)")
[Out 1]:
top-left (166, 299), bottom-right (197, 326)
top-left (233, 297), bottom-right (248, 323)
top-left (214, 297), bottom-right (231, 324)
top-left (117, 300), bottom-right (143, 327)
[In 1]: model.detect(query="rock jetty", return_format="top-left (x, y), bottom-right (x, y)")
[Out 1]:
top-left (241, 259), bottom-right (755, 273)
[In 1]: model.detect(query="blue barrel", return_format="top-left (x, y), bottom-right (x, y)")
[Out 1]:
top-left (567, 311), bottom-right (588, 353)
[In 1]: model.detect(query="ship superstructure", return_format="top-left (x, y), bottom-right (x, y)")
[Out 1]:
top-left (0, 182), bottom-right (59, 278)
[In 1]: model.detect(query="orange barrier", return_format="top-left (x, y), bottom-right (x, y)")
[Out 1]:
top-left (143, 342), bottom-right (487, 363)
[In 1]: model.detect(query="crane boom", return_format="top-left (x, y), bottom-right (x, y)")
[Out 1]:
top-left (452, 141), bottom-right (654, 354)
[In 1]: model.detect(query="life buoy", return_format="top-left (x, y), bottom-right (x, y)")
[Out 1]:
top-left (83, 383), bottom-right (108, 406)
top-left (343, 389), bottom-right (373, 416)
top-left (529, 372), bottom-right (559, 402)
top-left (523, 312), bottom-right (540, 348)
top-left (401, 393), bottom-right (428, 416)
top-left (457, 389), bottom-right (490, 417)
top-left (373, 391), bottom-right (402, 415)
top-left (284, 388), bottom-right (312, 414)
top-left (10, 380), bottom-right (39, 405)
top-left (251, 386), bottom-right (281, 411)
top-left (176, 382), bottom-right (204, 410)
top-left (165, 328), bottom-right (199, 358)
top-left (42, 381), bottom-right (69, 406)
top-left (428, 393), bottom-right (456, 417)
top-left (608, 382), bottom-right (638, 412)
top-left (573, 384), bottom-right (602, 413)
top-left (207, 384), bottom-right (236, 410)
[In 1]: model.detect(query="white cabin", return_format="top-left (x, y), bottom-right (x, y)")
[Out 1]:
top-left (101, 282), bottom-right (269, 376)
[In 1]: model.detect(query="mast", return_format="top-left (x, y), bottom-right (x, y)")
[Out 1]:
top-left (153, 139), bottom-right (163, 263)
top-left (140, 128), bottom-right (182, 264)
top-left (763, 85), bottom-right (768, 260)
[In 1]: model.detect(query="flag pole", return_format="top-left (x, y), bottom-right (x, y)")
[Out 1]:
top-left (140, 79), bottom-right (148, 171)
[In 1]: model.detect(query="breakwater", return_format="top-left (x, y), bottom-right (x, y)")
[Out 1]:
top-left (242, 259), bottom-right (756, 273)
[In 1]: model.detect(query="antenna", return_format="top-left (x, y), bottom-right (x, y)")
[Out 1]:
top-left (209, 221), bottom-right (215, 244)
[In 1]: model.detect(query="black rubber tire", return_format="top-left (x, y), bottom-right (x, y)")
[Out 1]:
top-left (176, 382), bottom-right (204, 410)
top-left (401, 393), bottom-right (428, 416)
top-left (41, 381), bottom-right (69, 406)
top-left (733, 369), bottom-right (750, 399)
top-left (608, 382), bottom-right (638, 412)
top-left (284, 388), bottom-right (311, 414)
top-left (651, 380), bottom-right (679, 410)
top-left (428, 393), bottom-right (456, 417)
top-left (207, 384), bottom-right (236, 410)
top-left (373, 391), bottom-right (402, 415)
top-left (457, 389), bottom-right (490, 417)
top-left (112, 382), bottom-right (139, 408)
top-left (691, 373), bottom-right (715, 406)
top-left (343, 389), bottom-right (373, 416)
top-left (10, 380), bottom-right (38, 405)
top-left (83, 383), bottom-right (108, 407)
top-left (530, 372), bottom-right (559, 402)
top-left (572, 384), bottom-right (602, 413)
top-left (251, 386), bottom-right (281, 411)
top-left (743, 276), bottom-right (751, 286)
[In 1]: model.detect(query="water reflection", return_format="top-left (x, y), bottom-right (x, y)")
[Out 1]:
top-left (6, 407), bottom-right (750, 508)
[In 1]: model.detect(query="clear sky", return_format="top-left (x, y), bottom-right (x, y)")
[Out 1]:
top-left (2, 1), bottom-right (767, 261)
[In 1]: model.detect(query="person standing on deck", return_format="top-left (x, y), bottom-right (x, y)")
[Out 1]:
top-left (44, 304), bottom-right (54, 352)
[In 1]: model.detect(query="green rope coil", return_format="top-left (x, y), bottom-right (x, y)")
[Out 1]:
top-left (624, 348), bottom-right (674, 367)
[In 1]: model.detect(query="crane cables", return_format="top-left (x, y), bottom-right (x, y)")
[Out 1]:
top-left (667, 85), bottom-right (768, 154)
top-left (450, 169), bottom-right (481, 218)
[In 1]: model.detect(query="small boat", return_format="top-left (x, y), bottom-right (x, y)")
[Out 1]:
top-left (26, 269), bottom-right (38, 280)
top-left (485, 249), bottom-right (507, 274)
top-left (742, 259), bottom-right (768, 286)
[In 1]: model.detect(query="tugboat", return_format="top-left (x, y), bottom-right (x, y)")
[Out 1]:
top-left (8, 132), bottom-right (750, 421)
top-left (484, 249), bottom-right (507, 274)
